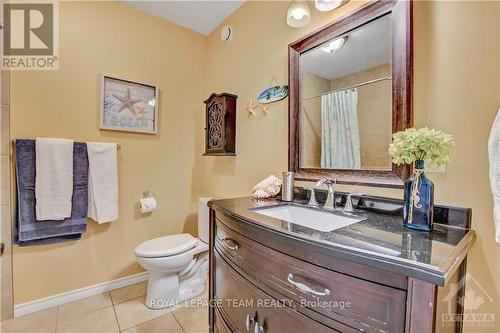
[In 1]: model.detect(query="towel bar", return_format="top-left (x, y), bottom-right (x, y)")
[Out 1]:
top-left (12, 139), bottom-right (121, 149)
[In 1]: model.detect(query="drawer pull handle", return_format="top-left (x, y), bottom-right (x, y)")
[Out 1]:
top-left (255, 322), bottom-right (264, 333)
top-left (221, 237), bottom-right (239, 250)
top-left (287, 273), bottom-right (331, 296)
top-left (245, 314), bottom-right (255, 331)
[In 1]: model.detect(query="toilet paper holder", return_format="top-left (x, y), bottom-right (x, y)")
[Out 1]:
top-left (139, 191), bottom-right (157, 214)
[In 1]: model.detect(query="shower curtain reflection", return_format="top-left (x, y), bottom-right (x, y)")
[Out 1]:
top-left (321, 89), bottom-right (361, 169)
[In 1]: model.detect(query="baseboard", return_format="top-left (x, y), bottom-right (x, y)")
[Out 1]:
top-left (14, 271), bottom-right (150, 317)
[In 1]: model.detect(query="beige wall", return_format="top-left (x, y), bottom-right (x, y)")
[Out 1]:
top-left (10, 1), bottom-right (207, 304)
top-left (1, 0), bottom-right (13, 318)
top-left (196, 1), bottom-right (362, 198)
top-left (300, 72), bottom-right (330, 168)
top-left (200, 1), bottom-right (500, 331)
top-left (1, 72), bottom-right (12, 318)
top-left (413, 1), bottom-right (500, 329)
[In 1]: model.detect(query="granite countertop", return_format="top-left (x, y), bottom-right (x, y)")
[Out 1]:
top-left (208, 194), bottom-right (476, 286)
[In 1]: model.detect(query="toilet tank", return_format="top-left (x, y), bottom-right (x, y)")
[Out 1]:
top-left (198, 197), bottom-right (212, 243)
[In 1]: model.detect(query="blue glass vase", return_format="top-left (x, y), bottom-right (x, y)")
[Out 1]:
top-left (403, 160), bottom-right (434, 231)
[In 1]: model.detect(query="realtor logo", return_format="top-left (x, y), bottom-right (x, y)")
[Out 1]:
top-left (441, 273), bottom-right (495, 329)
top-left (2, 0), bottom-right (58, 70)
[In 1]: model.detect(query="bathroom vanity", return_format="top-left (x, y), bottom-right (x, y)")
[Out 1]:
top-left (208, 191), bottom-right (475, 333)
top-left (208, 1), bottom-right (476, 331)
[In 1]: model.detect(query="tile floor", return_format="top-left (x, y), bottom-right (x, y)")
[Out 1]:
top-left (1, 281), bottom-right (209, 333)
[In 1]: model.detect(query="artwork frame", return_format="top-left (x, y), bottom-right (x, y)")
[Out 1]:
top-left (100, 74), bottom-right (159, 134)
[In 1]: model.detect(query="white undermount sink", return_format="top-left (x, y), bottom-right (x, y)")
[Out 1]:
top-left (252, 205), bottom-right (364, 232)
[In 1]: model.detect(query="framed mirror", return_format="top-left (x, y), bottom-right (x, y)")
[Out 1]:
top-left (289, 0), bottom-right (413, 188)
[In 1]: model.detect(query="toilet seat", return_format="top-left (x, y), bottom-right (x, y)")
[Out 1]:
top-left (135, 233), bottom-right (198, 258)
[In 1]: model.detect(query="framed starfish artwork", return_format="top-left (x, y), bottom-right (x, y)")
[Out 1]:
top-left (100, 74), bottom-right (159, 134)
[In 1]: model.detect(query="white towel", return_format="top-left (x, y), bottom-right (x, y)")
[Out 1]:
top-left (35, 138), bottom-right (74, 221)
top-left (87, 142), bottom-right (118, 223)
top-left (488, 109), bottom-right (500, 243)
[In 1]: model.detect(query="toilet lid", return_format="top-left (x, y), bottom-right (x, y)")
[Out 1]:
top-left (135, 234), bottom-right (198, 258)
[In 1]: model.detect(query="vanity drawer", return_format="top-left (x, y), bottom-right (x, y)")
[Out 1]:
top-left (215, 218), bottom-right (406, 333)
top-left (215, 251), bottom-right (334, 333)
top-left (215, 307), bottom-right (233, 333)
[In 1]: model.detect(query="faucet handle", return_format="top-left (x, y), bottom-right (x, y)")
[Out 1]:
top-left (315, 178), bottom-right (337, 187)
top-left (306, 188), bottom-right (319, 207)
top-left (344, 193), bottom-right (363, 213)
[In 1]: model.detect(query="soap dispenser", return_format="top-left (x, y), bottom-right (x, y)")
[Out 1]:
top-left (281, 171), bottom-right (295, 202)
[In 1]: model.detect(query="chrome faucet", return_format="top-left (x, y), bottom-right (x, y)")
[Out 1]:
top-left (315, 178), bottom-right (336, 210)
top-left (306, 188), bottom-right (319, 207)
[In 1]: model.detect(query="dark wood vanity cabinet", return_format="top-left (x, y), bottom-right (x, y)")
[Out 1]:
top-left (209, 211), bottom-right (405, 333)
top-left (203, 93), bottom-right (237, 156)
top-left (208, 207), bottom-right (468, 333)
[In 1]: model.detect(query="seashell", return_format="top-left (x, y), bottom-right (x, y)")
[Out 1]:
top-left (252, 175), bottom-right (282, 193)
top-left (253, 189), bottom-right (272, 199)
top-left (263, 185), bottom-right (280, 197)
top-left (252, 175), bottom-right (282, 199)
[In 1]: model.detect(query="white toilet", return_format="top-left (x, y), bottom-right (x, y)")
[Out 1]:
top-left (135, 198), bottom-right (211, 309)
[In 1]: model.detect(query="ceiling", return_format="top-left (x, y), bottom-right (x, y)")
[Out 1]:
top-left (301, 14), bottom-right (392, 80)
top-left (121, 1), bottom-right (245, 36)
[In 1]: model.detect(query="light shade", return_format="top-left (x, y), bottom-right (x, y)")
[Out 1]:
top-left (315, 0), bottom-right (343, 12)
top-left (287, 1), bottom-right (311, 28)
top-left (321, 36), bottom-right (347, 54)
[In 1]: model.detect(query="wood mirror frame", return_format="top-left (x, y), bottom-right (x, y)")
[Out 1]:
top-left (288, 0), bottom-right (413, 188)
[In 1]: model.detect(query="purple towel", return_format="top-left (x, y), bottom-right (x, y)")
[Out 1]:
top-left (14, 139), bottom-right (88, 246)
